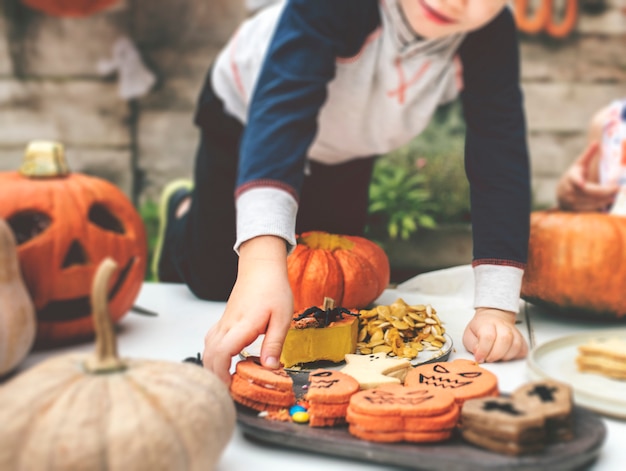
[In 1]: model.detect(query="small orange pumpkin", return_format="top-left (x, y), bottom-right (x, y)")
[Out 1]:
top-left (21, 0), bottom-right (120, 17)
top-left (521, 210), bottom-right (626, 319)
top-left (287, 231), bottom-right (390, 312)
top-left (0, 141), bottom-right (147, 345)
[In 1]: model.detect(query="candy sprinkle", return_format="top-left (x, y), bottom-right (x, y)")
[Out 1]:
top-left (289, 405), bottom-right (307, 416)
top-left (291, 411), bottom-right (310, 424)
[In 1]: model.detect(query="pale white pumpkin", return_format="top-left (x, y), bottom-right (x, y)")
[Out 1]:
top-left (0, 258), bottom-right (236, 470)
top-left (0, 218), bottom-right (36, 376)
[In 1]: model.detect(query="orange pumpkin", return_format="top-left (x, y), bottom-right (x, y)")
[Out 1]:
top-left (21, 0), bottom-right (120, 17)
top-left (287, 231), bottom-right (390, 312)
top-left (521, 210), bottom-right (626, 319)
top-left (0, 141), bottom-right (147, 345)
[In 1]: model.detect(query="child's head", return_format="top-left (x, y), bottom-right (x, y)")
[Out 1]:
top-left (399, 0), bottom-right (508, 39)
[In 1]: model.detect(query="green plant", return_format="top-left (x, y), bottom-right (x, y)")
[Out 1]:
top-left (367, 100), bottom-right (470, 241)
top-left (367, 160), bottom-right (437, 241)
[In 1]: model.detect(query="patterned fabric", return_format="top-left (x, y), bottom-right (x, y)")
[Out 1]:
top-left (599, 98), bottom-right (626, 186)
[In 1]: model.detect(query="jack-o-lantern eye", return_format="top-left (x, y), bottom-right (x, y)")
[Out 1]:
top-left (458, 372), bottom-right (482, 378)
top-left (89, 204), bottom-right (125, 234)
top-left (7, 211), bottom-right (51, 245)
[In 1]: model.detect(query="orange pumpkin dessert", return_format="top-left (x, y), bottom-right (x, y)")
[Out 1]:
top-left (280, 298), bottom-right (359, 368)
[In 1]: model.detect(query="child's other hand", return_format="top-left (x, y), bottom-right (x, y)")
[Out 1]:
top-left (202, 236), bottom-right (293, 385)
top-left (557, 141), bottom-right (618, 212)
top-left (462, 307), bottom-right (528, 363)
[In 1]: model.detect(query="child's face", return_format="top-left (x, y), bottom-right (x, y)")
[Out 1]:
top-left (399, 0), bottom-right (508, 39)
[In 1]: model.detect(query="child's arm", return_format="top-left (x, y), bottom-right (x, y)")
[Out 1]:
top-left (459, 8), bottom-right (530, 362)
top-left (202, 235), bottom-right (293, 385)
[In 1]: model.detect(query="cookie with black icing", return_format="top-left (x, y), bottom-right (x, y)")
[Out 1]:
top-left (512, 379), bottom-right (574, 442)
top-left (460, 396), bottom-right (547, 455)
top-left (405, 359), bottom-right (499, 406)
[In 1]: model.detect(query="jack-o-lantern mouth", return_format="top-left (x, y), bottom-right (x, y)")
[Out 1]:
top-left (37, 257), bottom-right (135, 321)
top-left (418, 374), bottom-right (472, 389)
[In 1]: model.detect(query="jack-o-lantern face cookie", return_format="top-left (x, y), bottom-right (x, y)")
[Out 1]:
top-left (305, 369), bottom-right (360, 427)
top-left (349, 384), bottom-right (455, 417)
top-left (346, 384), bottom-right (459, 443)
top-left (306, 369), bottom-right (360, 404)
top-left (405, 359), bottom-right (499, 405)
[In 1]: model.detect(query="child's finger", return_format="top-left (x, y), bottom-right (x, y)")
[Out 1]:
top-left (203, 343), bottom-right (233, 385)
top-left (473, 326), bottom-right (497, 363)
top-left (261, 310), bottom-right (291, 370)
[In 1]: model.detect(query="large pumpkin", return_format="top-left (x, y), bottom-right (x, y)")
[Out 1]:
top-left (521, 209), bottom-right (626, 319)
top-left (0, 258), bottom-right (235, 471)
top-left (0, 141), bottom-right (147, 345)
top-left (287, 231), bottom-right (390, 312)
top-left (21, 0), bottom-right (121, 17)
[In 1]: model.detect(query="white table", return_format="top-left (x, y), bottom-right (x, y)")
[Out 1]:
top-left (19, 266), bottom-right (626, 471)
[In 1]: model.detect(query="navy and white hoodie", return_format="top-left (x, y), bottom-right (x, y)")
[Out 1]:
top-left (211, 0), bottom-right (531, 314)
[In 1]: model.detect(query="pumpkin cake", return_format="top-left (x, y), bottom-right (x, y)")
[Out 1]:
top-left (280, 298), bottom-right (359, 368)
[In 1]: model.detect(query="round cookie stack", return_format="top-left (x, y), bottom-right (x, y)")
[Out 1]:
top-left (229, 356), bottom-right (296, 412)
top-left (346, 384), bottom-right (460, 443)
top-left (305, 369), bottom-right (360, 427)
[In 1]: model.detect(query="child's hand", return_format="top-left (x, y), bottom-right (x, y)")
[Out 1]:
top-left (462, 307), bottom-right (528, 363)
top-left (202, 236), bottom-right (293, 385)
top-left (557, 141), bottom-right (618, 212)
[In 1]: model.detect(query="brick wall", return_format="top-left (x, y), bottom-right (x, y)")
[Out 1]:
top-left (0, 0), bottom-right (625, 209)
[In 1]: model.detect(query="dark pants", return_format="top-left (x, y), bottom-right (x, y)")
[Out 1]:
top-left (166, 74), bottom-right (376, 301)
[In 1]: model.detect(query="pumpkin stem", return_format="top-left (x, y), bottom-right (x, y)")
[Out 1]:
top-left (19, 140), bottom-right (70, 178)
top-left (323, 297), bottom-right (335, 310)
top-left (84, 257), bottom-right (126, 374)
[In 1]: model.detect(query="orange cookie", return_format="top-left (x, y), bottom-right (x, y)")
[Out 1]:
top-left (346, 384), bottom-right (458, 443)
top-left (346, 408), bottom-right (404, 432)
top-left (229, 357), bottom-right (296, 412)
top-left (230, 374), bottom-right (295, 409)
top-left (405, 359), bottom-right (499, 405)
top-left (235, 356), bottom-right (294, 392)
top-left (229, 389), bottom-right (285, 413)
top-left (306, 369), bottom-right (360, 404)
top-left (348, 384), bottom-right (455, 417)
top-left (403, 403), bottom-right (460, 431)
top-left (306, 369), bottom-right (360, 428)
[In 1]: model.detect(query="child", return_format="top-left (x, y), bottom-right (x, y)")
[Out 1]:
top-left (154, 0), bottom-right (531, 385)
top-left (557, 99), bottom-right (625, 212)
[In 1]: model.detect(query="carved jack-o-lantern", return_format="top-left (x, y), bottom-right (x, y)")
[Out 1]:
top-left (405, 359), bottom-right (500, 404)
top-left (0, 141), bottom-right (147, 345)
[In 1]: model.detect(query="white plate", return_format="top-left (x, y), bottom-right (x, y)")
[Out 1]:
top-left (527, 328), bottom-right (626, 419)
top-left (241, 333), bottom-right (452, 371)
